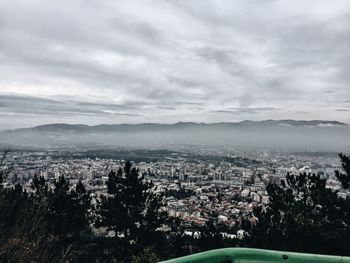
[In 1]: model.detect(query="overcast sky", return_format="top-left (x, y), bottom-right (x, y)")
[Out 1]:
top-left (1, 0), bottom-right (350, 128)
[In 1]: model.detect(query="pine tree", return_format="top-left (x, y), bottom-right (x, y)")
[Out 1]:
top-left (0, 148), bottom-right (11, 187)
top-left (95, 161), bottom-right (168, 259)
top-left (335, 153), bottom-right (350, 189)
top-left (70, 180), bottom-right (91, 238)
top-left (31, 174), bottom-right (49, 195)
top-left (49, 175), bottom-right (73, 238)
top-left (198, 221), bottom-right (225, 251)
top-left (242, 153), bottom-right (350, 256)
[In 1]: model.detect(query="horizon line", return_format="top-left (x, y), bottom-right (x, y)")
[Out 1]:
top-left (7, 119), bottom-right (348, 130)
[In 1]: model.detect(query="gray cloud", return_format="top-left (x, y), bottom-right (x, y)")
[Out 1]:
top-left (0, 95), bottom-right (144, 117)
top-left (0, 0), bottom-right (350, 128)
top-left (215, 107), bottom-right (280, 115)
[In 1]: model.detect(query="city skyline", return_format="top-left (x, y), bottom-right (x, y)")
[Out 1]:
top-left (1, 0), bottom-right (350, 128)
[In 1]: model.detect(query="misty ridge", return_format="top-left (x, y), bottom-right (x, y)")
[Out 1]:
top-left (1, 120), bottom-right (349, 152)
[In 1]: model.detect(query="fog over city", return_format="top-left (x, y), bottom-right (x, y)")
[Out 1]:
top-left (1, 0), bottom-right (350, 129)
top-left (0, 121), bottom-right (349, 152)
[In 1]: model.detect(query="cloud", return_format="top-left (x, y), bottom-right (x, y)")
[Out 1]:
top-left (0, 0), bottom-right (350, 128)
top-left (0, 94), bottom-right (144, 117)
top-left (214, 107), bottom-right (280, 115)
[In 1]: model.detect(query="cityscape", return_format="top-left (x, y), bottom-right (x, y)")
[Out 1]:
top-left (2, 149), bottom-right (345, 235)
top-left (1, 0), bottom-right (350, 262)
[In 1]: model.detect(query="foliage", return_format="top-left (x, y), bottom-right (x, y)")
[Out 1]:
top-left (2, 148), bottom-right (350, 261)
top-left (0, 148), bottom-right (92, 262)
top-left (131, 248), bottom-right (160, 263)
top-left (31, 175), bottom-right (91, 240)
top-left (95, 161), bottom-right (168, 261)
top-left (335, 153), bottom-right (350, 189)
top-left (242, 153), bottom-right (350, 256)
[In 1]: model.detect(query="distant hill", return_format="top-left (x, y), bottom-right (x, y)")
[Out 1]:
top-left (11, 120), bottom-right (348, 133)
top-left (1, 120), bottom-right (349, 151)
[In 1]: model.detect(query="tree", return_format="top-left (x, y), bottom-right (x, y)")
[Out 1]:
top-left (49, 175), bottom-right (77, 238)
top-left (31, 175), bottom-right (91, 240)
top-left (0, 184), bottom-right (28, 259)
top-left (95, 161), bottom-right (168, 260)
top-left (243, 153), bottom-right (350, 256)
top-left (198, 221), bottom-right (225, 251)
top-left (31, 174), bottom-right (49, 195)
top-left (0, 148), bottom-right (12, 187)
top-left (335, 153), bottom-right (350, 189)
top-left (29, 175), bottom-right (92, 261)
top-left (70, 180), bottom-right (91, 238)
top-left (0, 180), bottom-right (70, 262)
top-left (131, 248), bottom-right (160, 263)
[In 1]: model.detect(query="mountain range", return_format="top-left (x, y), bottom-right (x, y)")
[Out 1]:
top-left (9, 120), bottom-right (348, 132)
top-left (1, 120), bottom-right (349, 151)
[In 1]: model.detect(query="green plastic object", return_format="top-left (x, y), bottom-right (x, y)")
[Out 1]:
top-left (160, 248), bottom-right (350, 263)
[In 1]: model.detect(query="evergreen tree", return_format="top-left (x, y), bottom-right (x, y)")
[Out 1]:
top-left (95, 161), bottom-right (168, 260)
top-left (49, 175), bottom-right (71, 238)
top-left (198, 221), bottom-right (225, 251)
top-left (243, 153), bottom-right (350, 256)
top-left (131, 248), bottom-right (160, 263)
top-left (70, 180), bottom-right (91, 238)
top-left (336, 153), bottom-right (350, 189)
top-left (29, 174), bottom-right (92, 261)
top-left (31, 174), bottom-right (49, 195)
top-left (0, 148), bottom-right (11, 187)
top-left (31, 175), bottom-right (92, 240)
top-left (0, 180), bottom-right (60, 262)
